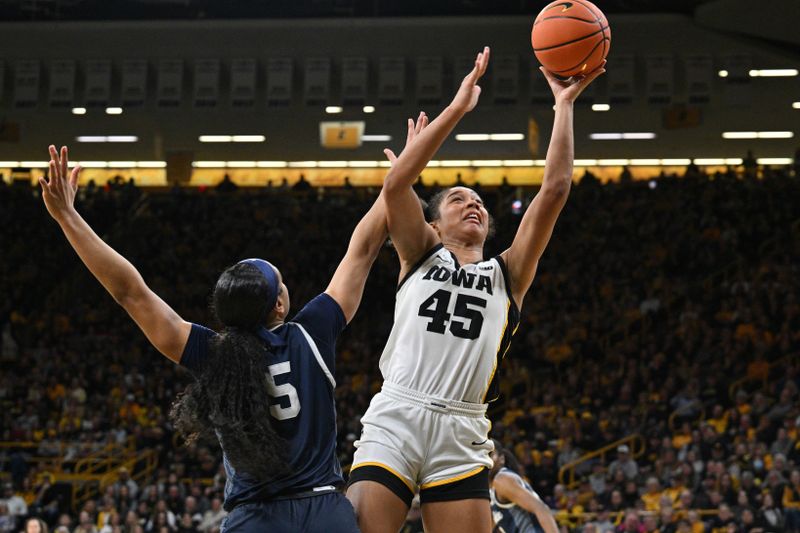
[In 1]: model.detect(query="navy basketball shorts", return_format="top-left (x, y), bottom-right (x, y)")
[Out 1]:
top-left (221, 491), bottom-right (359, 533)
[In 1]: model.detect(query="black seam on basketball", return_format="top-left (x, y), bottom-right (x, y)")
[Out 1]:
top-left (552, 38), bottom-right (608, 74)
top-left (533, 25), bottom-right (608, 52)
top-left (534, 15), bottom-right (601, 26)
top-left (570, 0), bottom-right (603, 22)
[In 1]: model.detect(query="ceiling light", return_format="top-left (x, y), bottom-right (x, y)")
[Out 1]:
top-left (489, 133), bottom-right (524, 141)
top-left (232, 135), bottom-right (266, 143)
top-left (590, 133), bottom-right (623, 140)
top-left (756, 158), bottom-right (792, 165)
top-left (456, 134), bottom-right (490, 141)
top-left (325, 106), bottom-right (343, 114)
top-left (361, 135), bottom-right (392, 142)
top-left (363, 106), bottom-right (375, 113)
top-left (622, 133), bottom-right (656, 140)
top-left (105, 107), bottom-right (123, 115)
top-left (749, 69), bottom-right (798, 77)
top-left (592, 104), bottom-right (611, 112)
top-left (722, 131), bottom-right (794, 139)
top-left (72, 107), bottom-right (87, 115)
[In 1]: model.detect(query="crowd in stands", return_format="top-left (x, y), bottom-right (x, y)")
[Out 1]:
top-left (1, 163), bottom-right (799, 533)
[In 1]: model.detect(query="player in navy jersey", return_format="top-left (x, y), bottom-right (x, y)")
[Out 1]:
top-left (346, 48), bottom-right (604, 533)
top-left (37, 123), bottom-right (418, 532)
top-left (489, 441), bottom-right (558, 533)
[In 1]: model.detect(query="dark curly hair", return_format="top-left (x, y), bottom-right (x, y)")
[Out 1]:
top-left (427, 187), bottom-right (496, 239)
top-left (170, 262), bottom-right (287, 479)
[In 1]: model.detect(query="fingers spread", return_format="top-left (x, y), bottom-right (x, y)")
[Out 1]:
top-left (414, 112), bottom-right (426, 136)
top-left (70, 165), bottom-right (81, 190)
top-left (60, 146), bottom-right (69, 178)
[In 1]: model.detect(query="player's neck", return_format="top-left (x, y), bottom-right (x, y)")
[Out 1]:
top-left (441, 241), bottom-right (483, 265)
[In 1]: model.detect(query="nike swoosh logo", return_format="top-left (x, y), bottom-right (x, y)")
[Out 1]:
top-left (471, 439), bottom-right (488, 446)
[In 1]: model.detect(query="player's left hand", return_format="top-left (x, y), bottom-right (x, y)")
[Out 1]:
top-left (384, 111), bottom-right (429, 165)
top-left (448, 46), bottom-right (490, 114)
top-left (40, 145), bottom-right (81, 222)
top-left (542, 60), bottom-right (606, 104)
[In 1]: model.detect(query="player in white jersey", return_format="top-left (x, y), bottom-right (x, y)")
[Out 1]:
top-left (346, 47), bottom-right (605, 533)
top-left (490, 440), bottom-right (559, 533)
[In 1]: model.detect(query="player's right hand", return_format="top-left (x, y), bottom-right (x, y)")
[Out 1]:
top-left (40, 145), bottom-right (81, 222)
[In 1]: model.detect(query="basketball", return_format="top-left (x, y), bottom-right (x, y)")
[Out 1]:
top-left (532, 0), bottom-right (611, 78)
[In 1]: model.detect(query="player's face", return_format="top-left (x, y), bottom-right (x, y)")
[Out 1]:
top-left (273, 267), bottom-right (290, 319)
top-left (434, 187), bottom-right (489, 244)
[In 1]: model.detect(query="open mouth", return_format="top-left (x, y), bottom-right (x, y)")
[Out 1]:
top-left (464, 213), bottom-right (482, 225)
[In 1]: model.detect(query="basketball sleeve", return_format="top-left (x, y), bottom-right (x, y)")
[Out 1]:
top-left (179, 323), bottom-right (218, 373)
top-left (292, 293), bottom-right (346, 372)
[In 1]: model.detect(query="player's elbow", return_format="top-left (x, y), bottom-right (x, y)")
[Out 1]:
top-left (541, 179), bottom-right (571, 202)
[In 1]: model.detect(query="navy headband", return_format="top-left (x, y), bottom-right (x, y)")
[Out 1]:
top-left (238, 258), bottom-right (280, 311)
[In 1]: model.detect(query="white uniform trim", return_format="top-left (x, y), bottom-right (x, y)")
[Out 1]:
top-left (293, 323), bottom-right (336, 388)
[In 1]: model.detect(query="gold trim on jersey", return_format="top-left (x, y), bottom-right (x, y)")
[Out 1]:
top-left (350, 461), bottom-right (415, 492)
top-left (481, 299), bottom-right (511, 403)
top-left (420, 466), bottom-right (486, 489)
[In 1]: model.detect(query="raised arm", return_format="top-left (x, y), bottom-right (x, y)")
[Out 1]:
top-left (500, 63), bottom-right (605, 307)
top-left (324, 114), bottom-right (429, 322)
top-left (40, 145), bottom-right (191, 363)
top-left (493, 473), bottom-right (559, 533)
top-left (383, 47), bottom-right (490, 276)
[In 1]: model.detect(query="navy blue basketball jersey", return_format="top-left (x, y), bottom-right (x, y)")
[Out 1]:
top-left (180, 293), bottom-right (346, 511)
top-left (491, 468), bottom-right (544, 533)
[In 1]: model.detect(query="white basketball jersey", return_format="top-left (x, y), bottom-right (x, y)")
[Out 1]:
top-left (379, 244), bottom-right (521, 403)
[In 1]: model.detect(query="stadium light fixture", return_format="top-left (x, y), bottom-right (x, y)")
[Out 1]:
top-left (722, 131), bottom-right (794, 139)
top-left (749, 69), bottom-right (798, 78)
top-left (363, 106), bottom-right (375, 113)
top-left (105, 107), bottom-right (123, 115)
top-left (757, 158), bottom-right (793, 165)
top-left (325, 106), bottom-right (343, 114)
top-left (592, 104), bottom-right (611, 112)
top-left (455, 134), bottom-right (490, 141)
top-left (71, 107), bottom-right (87, 115)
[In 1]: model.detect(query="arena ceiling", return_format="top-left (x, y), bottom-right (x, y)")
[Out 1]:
top-left (0, 0), bottom-right (715, 22)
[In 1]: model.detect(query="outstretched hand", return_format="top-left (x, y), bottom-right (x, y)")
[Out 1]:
top-left (384, 111), bottom-right (429, 165)
top-left (40, 145), bottom-right (81, 221)
top-left (449, 46), bottom-right (491, 114)
top-left (541, 60), bottom-right (606, 104)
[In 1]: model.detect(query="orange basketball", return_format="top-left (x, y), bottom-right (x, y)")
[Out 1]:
top-left (531, 0), bottom-right (611, 78)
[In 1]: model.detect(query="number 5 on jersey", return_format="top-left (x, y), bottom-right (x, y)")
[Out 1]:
top-left (418, 289), bottom-right (487, 340)
top-left (265, 362), bottom-right (301, 420)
